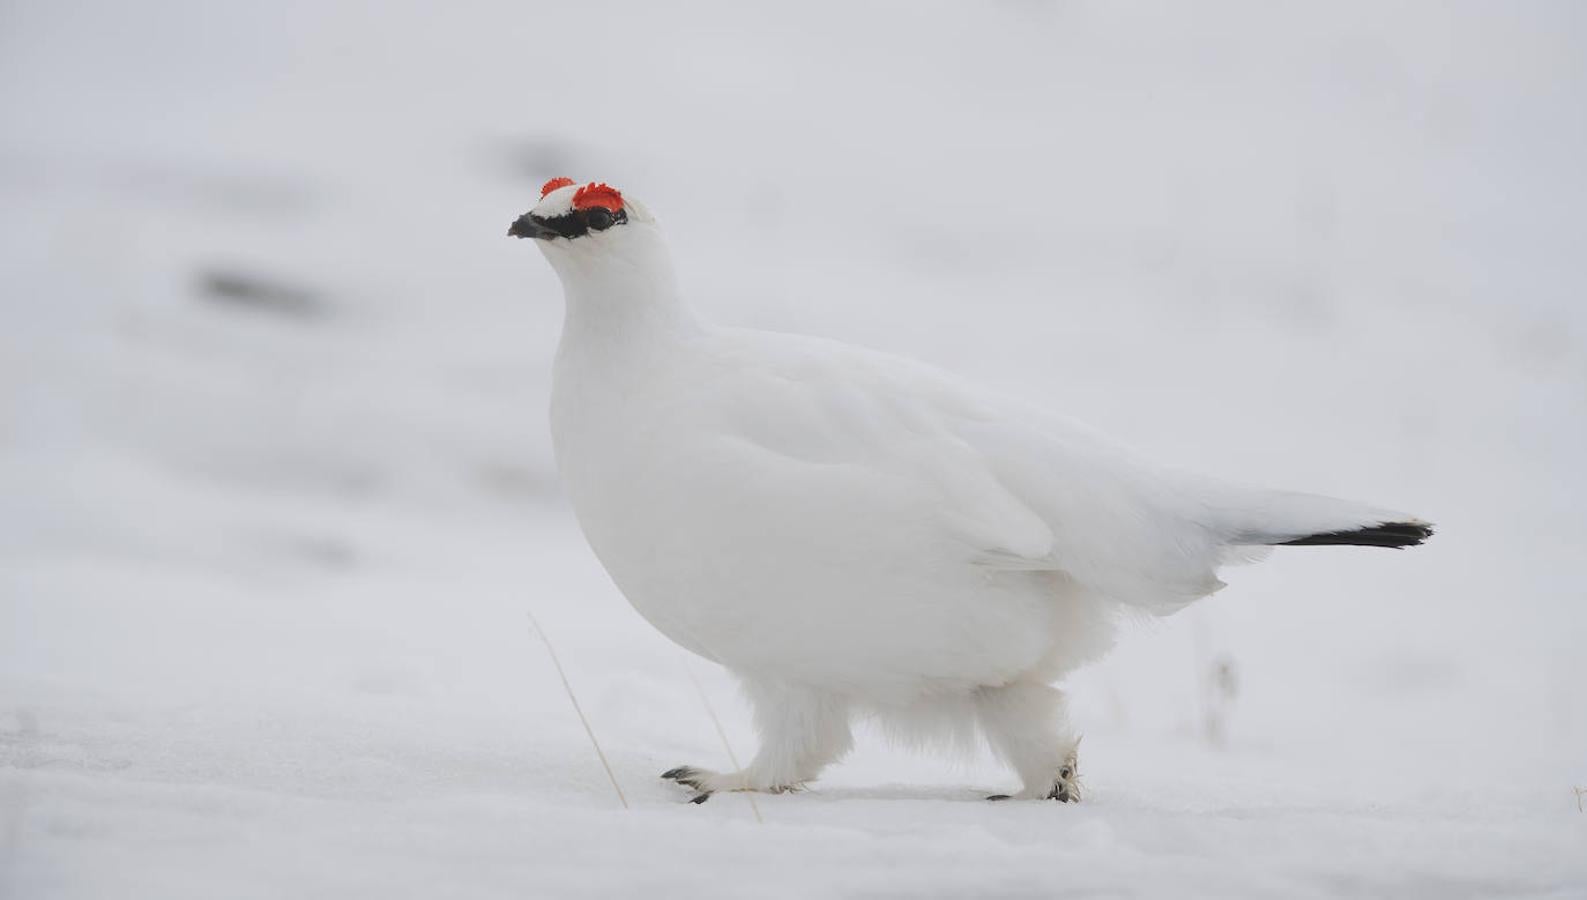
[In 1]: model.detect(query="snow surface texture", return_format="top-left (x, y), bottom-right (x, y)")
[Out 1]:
top-left (2, 2), bottom-right (1585, 897)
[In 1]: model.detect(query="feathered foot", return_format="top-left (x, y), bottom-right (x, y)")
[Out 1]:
top-left (986, 746), bottom-right (1081, 803)
top-left (660, 766), bottom-right (802, 804)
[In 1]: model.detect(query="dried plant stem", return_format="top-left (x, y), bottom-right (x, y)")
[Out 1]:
top-left (682, 659), bottom-right (764, 824)
top-left (526, 611), bottom-right (629, 810)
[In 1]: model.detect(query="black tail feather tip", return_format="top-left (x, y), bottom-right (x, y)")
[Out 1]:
top-left (1280, 520), bottom-right (1434, 549)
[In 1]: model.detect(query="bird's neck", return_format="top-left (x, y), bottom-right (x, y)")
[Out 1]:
top-left (551, 233), bottom-right (701, 350)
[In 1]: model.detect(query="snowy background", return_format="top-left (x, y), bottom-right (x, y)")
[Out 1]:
top-left (3, 2), bottom-right (1585, 897)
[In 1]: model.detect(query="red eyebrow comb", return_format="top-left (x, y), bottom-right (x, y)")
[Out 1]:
top-left (572, 182), bottom-right (624, 213)
top-left (540, 177), bottom-right (575, 198)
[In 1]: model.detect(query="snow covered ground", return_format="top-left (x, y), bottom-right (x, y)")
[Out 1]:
top-left (3, 2), bottom-right (1585, 896)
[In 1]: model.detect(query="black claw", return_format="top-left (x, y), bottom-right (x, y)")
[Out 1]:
top-left (986, 794), bottom-right (1012, 801)
top-left (689, 792), bottom-right (712, 804)
top-left (1046, 784), bottom-right (1078, 803)
top-left (663, 767), bottom-right (710, 792)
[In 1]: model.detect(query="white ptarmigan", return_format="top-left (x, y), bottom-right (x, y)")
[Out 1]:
top-left (509, 178), bottom-right (1432, 803)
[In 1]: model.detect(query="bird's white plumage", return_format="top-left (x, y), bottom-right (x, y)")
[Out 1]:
top-left (524, 186), bottom-right (1425, 799)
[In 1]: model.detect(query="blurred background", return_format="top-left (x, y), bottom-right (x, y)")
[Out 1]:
top-left (3, 2), bottom-right (1584, 897)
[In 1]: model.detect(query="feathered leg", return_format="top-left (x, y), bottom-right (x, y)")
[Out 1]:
top-left (662, 677), bottom-right (851, 802)
top-left (975, 680), bottom-right (1081, 802)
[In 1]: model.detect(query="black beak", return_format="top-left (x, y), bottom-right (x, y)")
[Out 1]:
top-left (508, 212), bottom-right (558, 240)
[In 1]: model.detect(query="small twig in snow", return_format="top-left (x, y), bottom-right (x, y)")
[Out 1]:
top-left (526, 611), bottom-right (629, 810)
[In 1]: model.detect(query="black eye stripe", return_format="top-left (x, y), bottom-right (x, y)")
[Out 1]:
top-left (531, 206), bottom-right (628, 239)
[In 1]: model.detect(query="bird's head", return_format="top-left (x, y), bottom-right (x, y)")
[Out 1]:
top-left (508, 178), bottom-right (667, 281)
top-left (508, 177), bottom-right (685, 325)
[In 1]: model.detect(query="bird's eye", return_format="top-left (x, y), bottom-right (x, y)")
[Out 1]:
top-left (585, 207), bottom-right (614, 231)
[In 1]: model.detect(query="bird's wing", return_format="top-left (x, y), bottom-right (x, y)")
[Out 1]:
top-left (694, 330), bottom-right (1058, 567)
top-left (952, 407), bottom-right (1233, 613)
top-left (702, 330), bottom-right (1227, 614)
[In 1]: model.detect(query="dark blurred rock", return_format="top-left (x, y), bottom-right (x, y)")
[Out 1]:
top-left (197, 268), bottom-right (327, 320)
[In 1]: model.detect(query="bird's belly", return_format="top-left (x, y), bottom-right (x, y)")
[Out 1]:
top-left (566, 471), bottom-right (1066, 698)
top-left (624, 552), bottom-right (1059, 697)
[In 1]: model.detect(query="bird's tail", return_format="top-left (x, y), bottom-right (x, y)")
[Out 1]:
top-left (1275, 521), bottom-right (1432, 548)
top-left (1200, 484), bottom-right (1434, 551)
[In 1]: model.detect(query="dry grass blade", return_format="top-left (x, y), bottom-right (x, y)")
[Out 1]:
top-left (526, 611), bottom-right (629, 810)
